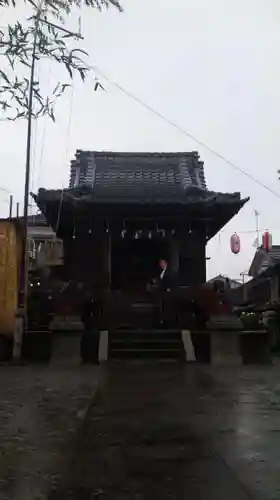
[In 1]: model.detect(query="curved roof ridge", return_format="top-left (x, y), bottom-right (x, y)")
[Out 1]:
top-left (69, 149), bottom-right (207, 195)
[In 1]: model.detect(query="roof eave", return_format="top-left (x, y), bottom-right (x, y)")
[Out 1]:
top-left (32, 189), bottom-right (249, 241)
top-left (207, 197), bottom-right (249, 240)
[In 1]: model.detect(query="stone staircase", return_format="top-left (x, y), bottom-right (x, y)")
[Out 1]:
top-left (108, 329), bottom-right (186, 360)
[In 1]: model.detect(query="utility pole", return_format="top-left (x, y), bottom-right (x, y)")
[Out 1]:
top-left (20, 7), bottom-right (42, 316)
top-left (0, 187), bottom-right (14, 218)
top-left (254, 209), bottom-right (260, 248)
top-left (19, 5), bottom-right (83, 324)
top-left (240, 271), bottom-right (249, 284)
top-left (240, 271), bottom-right (249, 303)
top-left (9, 195), bottom-right (13, 219)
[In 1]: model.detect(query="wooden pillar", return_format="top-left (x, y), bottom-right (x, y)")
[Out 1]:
top-left (168, 237), bottom-right (179, 274)
top-left (104, 233), bottom-right (111, 289)
top-left (243, 283), bottom-right (248, 303)
top-left (270, 273), bottom-right (279, 302)
top-left (179, 233), bottom-right (206, 286)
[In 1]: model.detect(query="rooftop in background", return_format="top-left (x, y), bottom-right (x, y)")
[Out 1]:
top-left (0, 214), bottom-right (47, 226)
top-left (208, 274), bottom-right (241, 289)
top-left (26, 213), bottom-right (47, 227)
top-left (249, 245), bottom-right (280, 277)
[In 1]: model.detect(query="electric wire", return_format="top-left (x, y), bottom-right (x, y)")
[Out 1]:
top-left (87, 66), bottom-right (280, 254)
top-left (53, 82), bottom-right (75, 238)
top-left (30, 57), bottom-right (40, 221)
top-left (35, 64), bottom-right (52, 194)
top-left (90, 66), bottom-right (280, 200)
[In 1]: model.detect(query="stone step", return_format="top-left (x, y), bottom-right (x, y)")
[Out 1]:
top-left (109, 339), bottom-right (182, 349)
top-left (108, 329), bottom-right (185, 360)
top-left (110, 339), bottom-right (182, 347)
top-left (109, 348), bottom-right (185, 360)
top-left (109, 329), bottom-right (182, 340)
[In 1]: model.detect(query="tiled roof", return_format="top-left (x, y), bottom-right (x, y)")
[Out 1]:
top-left (34, 150), bottom-right (248, 211)
top-left (34, 184), bottom-right (247, 209)
top-left (33, 150), bottom-right (249, 241)
top-left (69, 150), bottom-right (207, 203)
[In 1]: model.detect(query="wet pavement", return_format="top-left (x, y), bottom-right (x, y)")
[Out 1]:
top-left (0, 336), bottom-right (100, 500)
top-left (49, 362), bottom-right (280, 500)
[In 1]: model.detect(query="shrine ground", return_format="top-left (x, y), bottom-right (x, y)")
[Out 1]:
top-left (1, 338), bottom-right (280, 499)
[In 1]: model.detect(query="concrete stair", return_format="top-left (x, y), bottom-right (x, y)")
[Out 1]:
top-left (108, 329), bottom-right (185, 360)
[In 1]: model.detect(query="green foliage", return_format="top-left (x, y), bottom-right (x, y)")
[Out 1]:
top-left (0, 0), bottom-right (122, 120)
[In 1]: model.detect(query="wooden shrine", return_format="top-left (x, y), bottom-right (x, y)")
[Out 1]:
top-left (33, 151), bottom-right (249, 330)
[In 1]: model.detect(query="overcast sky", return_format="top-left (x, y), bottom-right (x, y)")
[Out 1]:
top-left (0, 0), bottom-right (280, 279)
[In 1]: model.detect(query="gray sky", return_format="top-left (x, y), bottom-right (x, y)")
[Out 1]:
top-left (0, 0), bottom-right (280, 280)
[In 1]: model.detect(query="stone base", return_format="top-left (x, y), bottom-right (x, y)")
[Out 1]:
top-left (207, 315), bottom-right (243, 330)
top-left (241, 331), bottom-right (271, 364)
top-left (211, 330), bottom-right (242, 365)
top-left (181, 330), bottom-right (196, 361)
top-left (99, 330), bottom-right (108, 362)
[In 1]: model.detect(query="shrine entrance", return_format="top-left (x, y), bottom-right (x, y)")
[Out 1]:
top-left (111, 237), bottom-right (169, 292)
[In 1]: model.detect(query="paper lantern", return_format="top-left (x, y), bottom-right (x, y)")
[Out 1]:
top-left (230, 233), bottom-right (240, 254)
top-left (262, 230), bottom-right (272, 252)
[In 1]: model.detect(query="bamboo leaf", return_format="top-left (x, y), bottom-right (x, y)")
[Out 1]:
top-left (65, 63), bottom-right (73, 79)
top-left (0, 71), bottom-right (10, 84)
top-left (52, 82), bottom-right (60, 95)
top-left (94, 80), bottom-right (105, 92)
top-left (0, 0), bottom-right (122, 121)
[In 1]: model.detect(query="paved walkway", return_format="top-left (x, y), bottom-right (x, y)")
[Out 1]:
top-left (49, 361), bottom-right (280, 500)
top-left (0, 351), bottom-right (100, 500)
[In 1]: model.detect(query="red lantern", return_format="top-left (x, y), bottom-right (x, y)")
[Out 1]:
top-left (230, 233), bottom-right (240, 254)
top-left (262, 230), bottom-right (272, 252)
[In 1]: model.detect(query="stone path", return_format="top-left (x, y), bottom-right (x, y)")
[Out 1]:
top-left (49, 361), bottom-right (280, 500)
top-left (0, 357), bottom-right (100, 500)
top-left (1, 332), bottom-right (280, 500)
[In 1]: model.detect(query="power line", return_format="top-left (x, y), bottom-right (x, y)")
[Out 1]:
top-left (220, 226), bottom-right (278, 236)
top-left (90, 66), bottom-right (280, 200)
top-left (0, 186), bottom-right (11, 195)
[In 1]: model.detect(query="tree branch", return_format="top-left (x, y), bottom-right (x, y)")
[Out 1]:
top-left (0, 0), bottom-right (122, 120)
